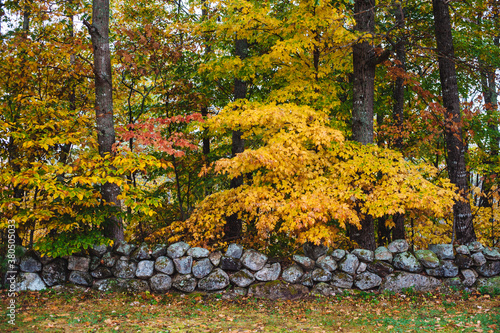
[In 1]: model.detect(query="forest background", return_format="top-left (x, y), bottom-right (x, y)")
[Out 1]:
top-left (0, 0), bottom-right (499, 258)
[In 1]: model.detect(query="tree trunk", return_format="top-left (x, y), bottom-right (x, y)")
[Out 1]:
top-left (224, 37), bottom-right (248, 241)
top-left (391, 2), bottom-right (406, 240)
top-left (350, 0), bottom-right (377, 250)
top-left (85, 0), bottom-right (124, 241)
top-left (432, 0), bottom-right (476, 244)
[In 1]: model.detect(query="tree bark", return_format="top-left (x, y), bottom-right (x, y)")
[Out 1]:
top-left (85, 0), bottom-right (124, 241)
top-left (391, 2), bottom-right (406, 240)
top-left (224, 37), bottom-right (248, 241)
top-left (432, 0), bottom-right (476, 244)
top-left (350, 0), bottom-right (377, 250)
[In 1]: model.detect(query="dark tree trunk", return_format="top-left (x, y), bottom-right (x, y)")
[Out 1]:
top-left (432, 0), bottom-right (476, 244)
top-left (201, 0), bottom-right (211, 157)
top-left (377, 216), bottom-right (391, 246)
top-left (350, 0), bottom-right (377, 250)
top-left (391, 2), bottom-right (406, 240)
top-left (224, 37), bottom-right (248, 241)
top-left (84, 0), bottom-right (124, 241)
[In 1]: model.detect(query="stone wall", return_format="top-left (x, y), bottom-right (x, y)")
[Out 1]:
top-left (3, 240), bottom-right (500, 298)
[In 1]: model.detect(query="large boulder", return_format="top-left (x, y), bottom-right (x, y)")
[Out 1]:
top-left (20, 254), bottom-right (42, 273)
top-left (112, 259), bottom-right (137, 279)
top-left (355, 272), bottom-right (382, 290)
top-left (426, 260), bottom-right (459, 277)
top-left (89, 244), bottom-right (108, 257)
top-left (292, 255), bottom-right (315, 271)
top-left (472, 252), bottom-right (487, 266)
top-left (316, 255), bottom-right (337, 272)
top-left (90, 267), bottom-right (113, 279)
top-left (151, 244), bottom-right (168, 259)
top-left (367, 261), bottom-right (394, 278)
top-left (125, 279), bottom-right (150, 293)
top-left (220, 256), bottom-right (242, 271)
top-left (150, 274), bottom-right (172, 293)
top-left (461, 269), bottom-right (478, 287)
top-left (172, 274), bottom-right (197, 293)
top-left (300, 271), bottom-right (314, 287)
top-left (68, 271), bottom-right (93, 287)
top-left (167, 242), bottom-right (191, 259)
top-left (388, 240), bottom-right (409, 253)
top-left (247, 280), bottom-right (309, 300)
top-left (311, 283), bottom-right (342, 297)
top-left (131, 243), bottom-right (151, 261)
top-left (198, 268), bottom-right (230, 291)
top-left (414, 250), bottom-right (440, 269)
top-left (282, 265), bottom-right (304, 284)
top-left (331, 249), bottom-right (346, 261)
top-left (467, 241), bottom-right (484, 253)
top-left (101, 252), bottom-right (117, 268)
top-left (209, 251), bottom-right (222, 267)
top-left (381, 272), bottom-right (441, 292)
top-left (230, 269), bottom-right (255, 288)
top-left (393, 252), bottom-right (423, 273)
top-left (455, 245), bottom-right (470, 255)
top-left (16, 273), bottom-right (46, 291)
top-left (330, 272), bottom-right (353, 289)
top-left (476, 261), bottom-right (500, 277)
top-left (482, 247), bottom-right (500, 260)
top-left (241, 250), bottom-right (268, 271)
top-left (173, 256), bottom-right (193, 275)
top-left (155, 256), bottom-right (175, 275)
top-left (429, 244), bottom-right (454, 260)
top-left (303, 242), bottom-right (328, 260)
top-left (339, 254), bottom-right (359, 275)
top-left (41, 258), bottom-right (67, 287)
top-left (312, 268), bottom-right (332, 282)
top-left (455, 254), bottom-right (473, 269)
top-left (187, 247), bottom-right (210, 259)
top-left (374, 247), bottom-right (393, 262)
top-left (192, 258), bottom-right (213, 279)
top-left (136, 260), bottom-right (155, 279)
top-left (68, 256), bottom-right (90, 272)
top-left (351, 249), bottom-right (374, 263)
top-left (255, 263), bottom-right (281, 281)
top-left (225, 244), bottom-right (244, 259)
top-left (114, 241), bottom-right (137, 256)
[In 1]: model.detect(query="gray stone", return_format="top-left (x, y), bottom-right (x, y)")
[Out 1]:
top-left (192, 258), bottom-right (213, 279)
top-left (20, 254), bottom-right (42, 273)
top-left (388, 239), bottom-right (409, 253)
top-left (222, 287), bottom-right (248, 300)
top-left (220, 256), bottom-right (242, 271)
top-left (374, 247), bottom-right (393, 262)
top-left (472, 252), bottom-right (487, 266)
top-left (247, 280), bottom-right (309, 300)
top-left (41, 258), bottom-right (67, 287)
top-left (255, 263), bottom-right (281, 281)
top-left (90, 267), bottom-right (112, 279)
top-left (90, 256), bottom-right (100, 271)
top-left (367, 261), bottom-right (394, 277)
top-left (311, 282), bottom-right (341, 297)
top-left (339, 254), bottom-right (359, 275)
top-left (167, 241), bottom-right (190, 259)
top-left (414, 250), bottom-right (440, 268)
top-left (351, 249), bottom-right (374, 263)
top-left (241, 250), bottom-right (268, 271)
top-left (16, 273), bottom-right (46, 291)
top-left (209, 251), bottom-right (222, 267)
top-left (312, 268), bottom-right (332, 282)
top-left (303, 242), bottom-right (328, 260)
top-left (150, 274), bottom-right (172, 293)
top-left (230, 269), bottom-right (255, 287)
top-left (355, 272), bottom-right (382, 290)
top-left (172, 274), bottom-right (197, 293)
top-left (455, 254), bottom-right (473, 269)
top-left (483, 247), bottom-right (500, 260)
top-left (476, 276), bottom-right (500, 293)
top-left (331, 249), bottom-right (346, 261)
top-left (125, 279), bottom-right (150, 293)
top-left (426, 260), bottom-right (458, 277)
top-left (461, 269), bottom-right (478, 287)
top-left (293, 255), bottom-right (315, 270)
top-left (476, 260), bottom-right (500, 277)
top-left (381, 272), bottom-right (442, 292)
top-left (69, 271), bottom-right (92, 287)
top-left (429, 244), bottom-right (454, 260)
top-left (393, 252), bottom-right (423, 273)
top-left (187, 247), bottom-right (210, 259)
top-left (151, 244), bottom-right (167, 259)
top-left (89, 244), bottom-right (108, 257)
top-left (468, 241), bottom-right (484, 253)
top-left (282, 265), bottom-right (304, 284)
top-left (225, 243), bottom-right (244, 259)
top-left (93, 278), bottom-right (123, 292)
top-left (114, 241), bottom-right (137, 256)
top-left (444, 277), bottom-right (462, 288)
top-left (356, 262), bottom-right (367, 274)
top-left (316, 255), bottom-right (337, 272)
top-left (173, 256), bottom-right (193, 275)
top-left (300, 271), bottom-right (314, 287)
top-left (136, 260), bottom-right (155, 279)
top-left (330, 272), bottom-right (354, 289)
top-left (455, 245), bottom-right (470, 255)
top-left (131, 243), bottom-right (151, 261)
top-left (155, 256), bottom-right (175, 275)
top-left (101, 252), bottom-right (117, 268)
top-left (198, 268), bottom-right (230, 291)
top-left (112, 259), bottom-right (137, 279)
top-left (68, 256), bottom-right (90, 272)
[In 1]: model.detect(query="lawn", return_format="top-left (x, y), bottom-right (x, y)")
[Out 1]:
top-left (1, 287), bottom-right (499, 332)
